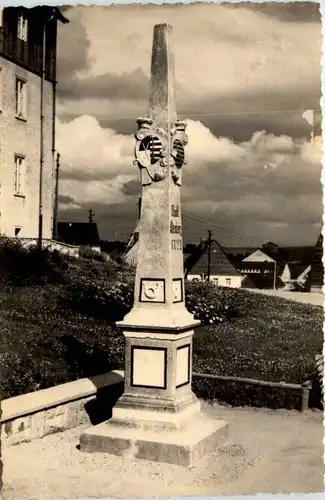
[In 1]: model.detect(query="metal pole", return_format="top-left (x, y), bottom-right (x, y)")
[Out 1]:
top-left (52, 152), bottom-right (60, 240)
top-left (207, 229), bottom-right (212, 282)
top-left (273, 260), bottom-right (277, 290)
top-left (38, 10), bottom-right (55, 250)
top-left (88, 209), bottom-right (94, 224)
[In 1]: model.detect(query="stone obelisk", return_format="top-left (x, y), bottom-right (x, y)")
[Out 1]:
top-left (80, 24), bottom-right (228, 466)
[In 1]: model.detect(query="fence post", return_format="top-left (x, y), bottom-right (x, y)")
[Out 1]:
top-left (301, 381), bottom-right (311, 412)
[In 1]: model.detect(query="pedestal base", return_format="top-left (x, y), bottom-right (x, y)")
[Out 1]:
top-left (80, 411), bottom-right (229, 467)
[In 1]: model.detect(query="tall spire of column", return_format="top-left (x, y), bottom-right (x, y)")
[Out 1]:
top-left (119, 23), bottom-right (196, 329)
top-left (80, 23), bottom-right (228, 467)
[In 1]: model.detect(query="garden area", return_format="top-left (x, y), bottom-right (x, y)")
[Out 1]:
top-left (0, 237), bottom-right (323, 410)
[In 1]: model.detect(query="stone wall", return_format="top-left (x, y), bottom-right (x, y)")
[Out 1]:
top-left (1, 370), bottom-right (124, 447)
top-left (20, 237), bottom-right (80, 258)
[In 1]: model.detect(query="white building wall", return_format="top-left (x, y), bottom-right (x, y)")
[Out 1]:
top-left (0, 58), bottom-right (54, 239)
top-left (187, 274), bottom-right (243, 288)
top-left (186, 274), bottom-right (201, 282)
top-left (210, 275), bottom-right (242, 288)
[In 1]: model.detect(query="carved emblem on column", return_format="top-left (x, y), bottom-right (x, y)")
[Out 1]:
top-left (171, 119), bottom-right (188, 186)
top-left (134, 117), bottom-right (188, 186)
top-left (134, 117), bottom-right (168, 185)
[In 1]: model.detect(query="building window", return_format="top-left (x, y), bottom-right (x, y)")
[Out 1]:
top-left (14, 155), bottom-right (25, 196)
top-left (17, 12), bottom-right (28, 42)
top-left (226, 278), bottom-right (232, 286)
top-left (212, 277), bottom-right (219, 285)
top-left (15, 78), bottom-right (27, 120)
top-left (15, 227), bottom-right (21, 236)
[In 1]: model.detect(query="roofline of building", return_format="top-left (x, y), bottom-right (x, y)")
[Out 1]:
top-left (184, 238), bottom-right (243, 277)
top-left (56, 8), bottom-right (69, 24)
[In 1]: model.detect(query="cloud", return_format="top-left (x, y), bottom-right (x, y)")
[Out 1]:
top-left (181, 120), bottom-right (322, 233)
top-left (58, 68), bottom-right (149, 101)
top-left (56, 115), bottom-right (138, 209)
top-left (228, 2), bottom-right (321, 23)
top-left (57, 194), bottom-right (74, 204)
top-left (56, 3), bottom-right (321, 140)
top-left (56, 7), bottom-right (92, 94)
top-left (57, 115), bottom-right (322, 245)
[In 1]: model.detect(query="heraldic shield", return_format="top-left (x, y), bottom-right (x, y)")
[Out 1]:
top-left (134, 116), bottom-right (188, 186)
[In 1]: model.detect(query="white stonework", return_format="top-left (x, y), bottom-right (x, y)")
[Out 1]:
top-left (79, 23), bottom-right (228, 466)
top-left (0, 58), bottom-right (55, 239)
top-left (132, 347), bottom-right (166, 388)
top-left (176, 344), bottom-right (190, 387)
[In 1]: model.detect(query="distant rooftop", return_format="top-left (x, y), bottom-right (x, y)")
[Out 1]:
top-left (185, 239), bottom-right (242, 277)
top-left (57, 222), bottom-right (100, 247)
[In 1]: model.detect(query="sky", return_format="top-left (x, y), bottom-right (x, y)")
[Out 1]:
top-left (56, 2), bottom-right (322, 247)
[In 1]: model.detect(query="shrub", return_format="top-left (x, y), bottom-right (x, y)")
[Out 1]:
top-left (63, 276), bottom-right (244, 325)
top-left (191, 291), bottom-right (323, 410)
top-left (0, 256), bottom-right (322, 411)
top-left (79, 245), bottom-right (107, 262)
top-left (0, 237), bottom-right (64, 286)
top-left (0, 284), bottom-right (125, 400)
top-left (185, 280), bottom-right (245, 325)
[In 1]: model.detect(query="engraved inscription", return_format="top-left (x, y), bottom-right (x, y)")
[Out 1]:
top-left (171, 204), bottom-right (179, 217)
top-left (170, 221), bottom-right (182, 234)
top-left (171, 239), bottom-right (182, 251)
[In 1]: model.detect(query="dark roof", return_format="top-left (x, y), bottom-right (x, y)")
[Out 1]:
top-left (223, 247), bottom-right (258, 257)
top-left (185, 239), bottom-right (242, 277)
top-left (29, 6), bottom-right (69, 24)
top-left (55, 7), bottom-right (69, 24)
top-left (57, 222), bottom-right (100, 247)
top-left (235, 245), bottom-right (315, 263)
top-left (315, 233), bottom-right (323, 252)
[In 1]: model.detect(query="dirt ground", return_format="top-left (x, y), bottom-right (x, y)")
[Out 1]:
top-left (2, 403), bottom-right (324, 499)
top-left (246, 289), bottom-right (324, 307)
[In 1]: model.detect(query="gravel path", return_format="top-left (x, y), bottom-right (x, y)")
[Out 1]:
top-left (245, 289), bottom-right (323, 307)
top-left (3, 403), bottom-right (323, 499)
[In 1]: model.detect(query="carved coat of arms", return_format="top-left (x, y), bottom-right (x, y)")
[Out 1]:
top-left (134, 117), bottom-right (188, 186)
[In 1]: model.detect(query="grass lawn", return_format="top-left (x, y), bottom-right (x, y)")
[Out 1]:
top-left (0, 253), bottom-right (323, 410)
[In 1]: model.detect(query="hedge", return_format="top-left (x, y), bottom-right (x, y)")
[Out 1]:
top-left (0, 239), bottom-right (323, 410)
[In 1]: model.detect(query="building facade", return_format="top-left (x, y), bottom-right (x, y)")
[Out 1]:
top-left (184, 239), bottom-right (243, 288)
top-left (0, 7), bottom-right (67, 239)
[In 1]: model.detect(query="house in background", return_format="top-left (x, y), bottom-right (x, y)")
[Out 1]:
top-left (0, 7), bottom-right (68, 240)
top-left (121, 197), bottom-right (142, 267)
top-left (184, 239), bottom-right (243, 288)
top-left (279, 263), bottom-right (312, 291)
top-left (310, 233), bottom-right (323, 292)
top-left (121, 219), bottom-right (141, 267)
top-left (223, 246), bottom-right (258, 267)
top-left (57, 222), bottom-right (101, 252)
top-left (238, 249), bottom-right (277, 289)
top-left (242, 249), bottom-right (275, 264)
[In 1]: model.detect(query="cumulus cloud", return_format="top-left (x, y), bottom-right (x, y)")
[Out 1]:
top-left (56, 115), bottom-right (322, 245)
top-left (59, 68), bottom-right (149, 102)
top-left (56, 115), bottom-right (137, 209)
top-left (57, 7), bottom-right (92, 82)
top-left (56, 3), bottom-right (321, 130)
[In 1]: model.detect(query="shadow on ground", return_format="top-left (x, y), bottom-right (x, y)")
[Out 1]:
top-left (84, 382), bottom-right (124, 426)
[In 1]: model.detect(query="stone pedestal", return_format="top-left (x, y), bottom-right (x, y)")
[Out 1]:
top-left (80, 409), bottom-right (228, 467)
top-left (79, 23), bottom-right (228, 466)
top-left (80, 326), bottom-right (228, 465)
